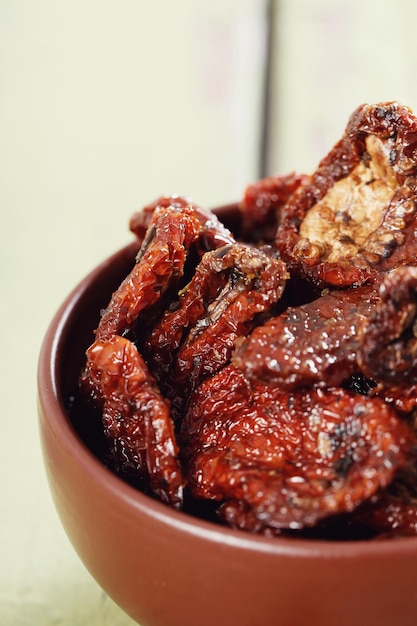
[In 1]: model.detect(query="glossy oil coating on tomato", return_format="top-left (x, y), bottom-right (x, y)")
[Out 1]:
top-left (232, 281), bottom-right (381, 390)
top-left (359, 265), bottom-right (417, 386)
top-left (239, 171), bottom-right (308, 244)
top-left (144, 243), bottom-right (288, 419)
top-left (276, 102), bottom-right (417, 287)
top-left (97, 201), bottom-right (234, 341)
top-left (83, 335), bottom-right (184, 507)
top-left (181, 365), bottom-right (412, 532)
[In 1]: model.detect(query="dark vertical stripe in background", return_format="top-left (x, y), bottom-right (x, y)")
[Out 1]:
top-left (259, 0), bottom-right (276, 179)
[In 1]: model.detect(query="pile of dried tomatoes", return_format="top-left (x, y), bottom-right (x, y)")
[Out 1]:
top-left (79, 102), bottom-right (417, 539)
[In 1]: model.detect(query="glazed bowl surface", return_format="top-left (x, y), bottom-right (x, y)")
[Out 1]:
top-left (37, 205), bottom-right (417, 626)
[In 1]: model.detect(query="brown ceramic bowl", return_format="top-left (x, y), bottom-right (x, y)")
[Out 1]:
top-left (38, 205), bottom-right (417, 626)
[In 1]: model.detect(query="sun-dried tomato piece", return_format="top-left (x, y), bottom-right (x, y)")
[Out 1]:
top-left (359, 265), bottom-right (417, 384)
top-left (356, 265), bottom-right (417, 415)
top-left (232, 282), bottom-right (380, 390)
top-left (352, 464), bottom-right (417, 537)
top-left (276, 102), bottom-right (417, 287)
top-left (97, 202), bottom-right (235, 342)
top-left (239, 171), bottom-right (308, 243)
top-left (82, 335), bottom-right (184, 507)
top-left (144, 243), bottom-right (288, 419)
top-left (96, 205), bottom-right (201, 341)
top-left (129, 195), bottom-right (193, 240)
top-left (375, 384), bottom-right (417, 416)
top-left (129, 195), bottom-right (234, 253)
top-left (181, 365), bottom-right (412, 532)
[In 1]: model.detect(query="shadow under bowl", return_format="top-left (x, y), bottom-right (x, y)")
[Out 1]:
top-left (37, 205), bottom-right (417, 626)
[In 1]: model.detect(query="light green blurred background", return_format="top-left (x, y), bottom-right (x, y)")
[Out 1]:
top-left (2, 1), bottom-right (417, 624)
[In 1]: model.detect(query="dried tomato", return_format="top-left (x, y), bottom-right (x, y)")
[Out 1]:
top-left (144, 243), bottom-right (288, 419)
top-left (239, 171), bottom-right (308, 243)
top-left (232, 281), bottom-right (381, 389)
top-left (352, 464), bottom-right (417, 537)
top-left (181, 365), bottom-right (412, 532)
top-left (359, 265), bottom-right (417, 386)
top-left (82, 335), bottom-right (184, 507)
top-left (276, 102), bottom-right (417, 287)
top-left (129, 194), bottom-right (234, 254)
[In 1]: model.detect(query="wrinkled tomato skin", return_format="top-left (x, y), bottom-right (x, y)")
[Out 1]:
top-left (182, 366), bottom-right (413, 533)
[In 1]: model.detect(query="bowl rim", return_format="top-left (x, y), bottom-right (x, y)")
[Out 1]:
top-left (37, 236), bottom-right (417, 560)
